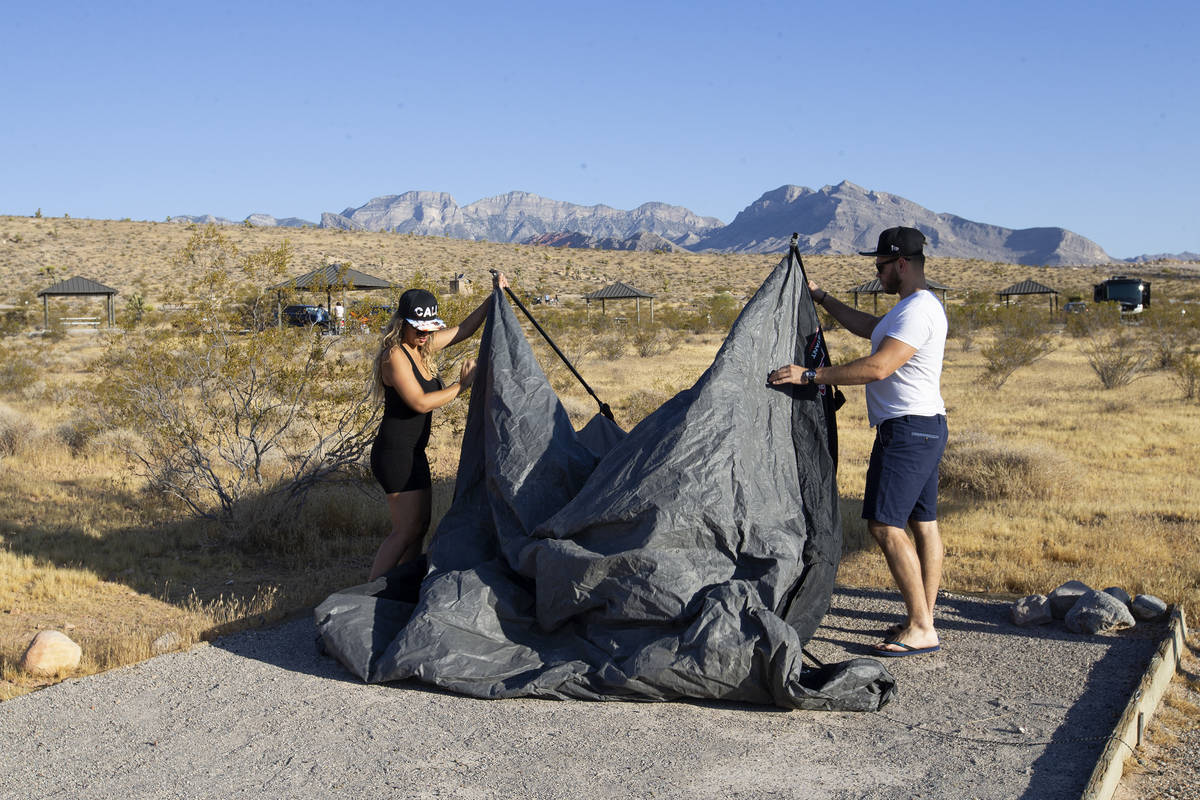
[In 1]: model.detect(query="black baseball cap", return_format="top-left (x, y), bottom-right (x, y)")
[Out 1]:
top-left (398, 288), bottom-right (446, 332)
top-left (859, 226), bottom-right (926, 258)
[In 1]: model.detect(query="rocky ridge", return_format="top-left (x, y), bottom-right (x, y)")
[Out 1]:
top-left (172, 181), bottom-right (1126, 266)
top-left (694, 182), bottom-right (1112, 266)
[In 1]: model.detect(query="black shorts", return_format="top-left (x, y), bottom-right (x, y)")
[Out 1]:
top-left (369, 442), bottom-right (432, 494)
top-left (861, 414), bottom-right (947, 528)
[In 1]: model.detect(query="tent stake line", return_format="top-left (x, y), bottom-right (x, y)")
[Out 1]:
top-left (490, 271), bottom-right (614, 422)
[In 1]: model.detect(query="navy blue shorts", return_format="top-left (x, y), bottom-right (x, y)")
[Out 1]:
top-left (862, 414), bottom-right (947, 529)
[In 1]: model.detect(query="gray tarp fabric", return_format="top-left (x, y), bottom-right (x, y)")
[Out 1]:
top-left (316, 248), bottom-right (895, 711)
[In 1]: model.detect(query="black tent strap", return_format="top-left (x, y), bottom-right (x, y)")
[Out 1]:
top-left (490, 270), bottom-right (614, 422)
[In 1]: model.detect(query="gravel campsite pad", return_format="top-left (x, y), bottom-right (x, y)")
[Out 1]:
top-left (0, 588), bottom-right (1163, 800)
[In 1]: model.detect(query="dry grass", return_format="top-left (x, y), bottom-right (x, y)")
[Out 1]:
top-left (834, 330), bottom-right (1200, 607)
top-left (1114, 631), bottom-right (1200, 796)
top-left (2, 217), bottom-right (1199, 709)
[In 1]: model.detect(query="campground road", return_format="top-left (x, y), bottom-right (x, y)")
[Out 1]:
top-left (0, 588), bottom-right (1162, 800)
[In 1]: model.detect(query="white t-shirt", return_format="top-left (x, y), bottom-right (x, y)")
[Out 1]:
top-left (865, 289), bottom-right (947, 427)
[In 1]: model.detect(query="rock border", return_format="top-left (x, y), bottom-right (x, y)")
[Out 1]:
top-left (1082, 606), bottom-right (1188, 800)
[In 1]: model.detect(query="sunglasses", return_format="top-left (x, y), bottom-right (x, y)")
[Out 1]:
top-left (875, 256), bottom-right (901, 272)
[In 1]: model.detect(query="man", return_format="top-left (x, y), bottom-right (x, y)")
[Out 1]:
top-left (333, 300), bottom-right (345, 334)
top-left (769, 226), bottom-right (948, 658)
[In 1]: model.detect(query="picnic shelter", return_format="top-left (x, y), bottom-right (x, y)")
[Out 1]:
top-left (997, 279), bottom-right (1060, 313)
top-left (582, 281), bottom-right (656, 324)
top-left (270, 263), bottom-right (395, 321)
top-left (849, 278), bottom-right (952, 313)
top-left (36, 276), bottom-right (119, 328)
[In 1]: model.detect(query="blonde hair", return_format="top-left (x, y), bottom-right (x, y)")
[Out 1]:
top-left (372, 314), bottom-right (434, 403)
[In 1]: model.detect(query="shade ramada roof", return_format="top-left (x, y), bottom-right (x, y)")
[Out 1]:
top-left (581, 281), bottom-right (655, 300)
top-left (270, 263), bottom-right (394, 292)
top-left (37, 276), bottom-right (119, 297)
top-left (849, 278), bottom-right (953, 294)
top-left (997, 279), bottom-right (1059, 296)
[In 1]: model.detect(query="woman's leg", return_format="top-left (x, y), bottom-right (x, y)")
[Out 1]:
top-left (368, 488), bottom-right (432, 580)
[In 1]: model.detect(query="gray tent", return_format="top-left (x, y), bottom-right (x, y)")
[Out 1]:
top-left (316, 248), bottom-right (894, 711)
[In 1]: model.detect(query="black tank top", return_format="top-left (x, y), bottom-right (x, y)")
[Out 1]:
top-left (377, 347), bottom-right (443, 451)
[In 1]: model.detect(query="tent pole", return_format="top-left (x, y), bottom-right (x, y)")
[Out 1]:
top-left (490, 270), bottom-right (613, 422)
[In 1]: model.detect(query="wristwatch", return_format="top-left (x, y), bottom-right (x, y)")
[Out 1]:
top-left (803, 369), bottom-right (818, 384)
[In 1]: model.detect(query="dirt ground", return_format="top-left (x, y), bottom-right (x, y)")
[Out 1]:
top-left (0, 587), bottom-right (1170, 800)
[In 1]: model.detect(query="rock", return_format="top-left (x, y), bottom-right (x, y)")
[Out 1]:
top-left (19, 630), bottom-right (82, 676)
top-left (1048, 580), bottom-right (1093, 619)
top-left (151, 632), bottom-right (182, 654)
top-left (1010, 594), bottom-right (1053, 626)
top-left (1103, 587), bottom-right (1132, 606)
top-left (1131, 594), bottom-right (1169, 621)
top-left (1065, 590), bottom-right (1136, 634)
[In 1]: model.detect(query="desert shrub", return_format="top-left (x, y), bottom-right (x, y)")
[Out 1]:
top-left (617, 388), bottom-right (670, 427)
top-left (655, 293), bottom-right (742, 335)
top-left (1170, 352), bottom-right (1200, 401)
top-left (980, 309), bottom-right (1057, 388)
top-left (702, 292), bottom-right (742, 333)
top-left (946, 291), bottom-right (999, 352)
top-left (633, 324), bottom-right (678, 358)
top-left (117, 292), bottom-right (165, 330)
top-left (1080, 331), bottom-right (1151, 389)
top-left (1065, 302), bottom-right (1122, 339)
top-left (940, 431), bottom-right (1075, 501)
top-left (535, 312), bottom-right (596, 365)
top-left (95, 228), bottom-right (379, 536)
top-left (87, 426), bottom-right (147, 457)
top-left (0, 346), bottom-right (40, 395)
top-left (656, 303), bottom-right (705, 333)
top-left (56, 412), bottom-right (101, 453)
top-left (1140, 307), bottom-right (1194, 369)
top-left (0, 306), bottom-right (31, 337)
top-left (595, 327), bottom-right (628, 360)
top-left (0, 402), bottom-right (34, 456)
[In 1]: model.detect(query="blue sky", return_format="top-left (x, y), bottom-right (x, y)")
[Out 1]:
top-left (3, 0), bottom-right (1196, 258)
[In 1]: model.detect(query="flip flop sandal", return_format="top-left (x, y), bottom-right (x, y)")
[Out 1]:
top-left (873, 640), bottom-right (941, 658)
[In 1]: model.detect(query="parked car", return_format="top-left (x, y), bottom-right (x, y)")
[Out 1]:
top-left (1063, 301), bottom-right (1088, 314)
top-left (280, 304), bottom-right (330, 330)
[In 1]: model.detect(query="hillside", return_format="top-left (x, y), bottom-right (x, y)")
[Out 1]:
top-left (3, 216), bottom-right (1196, 310)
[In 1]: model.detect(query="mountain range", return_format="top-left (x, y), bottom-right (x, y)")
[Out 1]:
top-left (171, 182), bottom-right (1185, 266)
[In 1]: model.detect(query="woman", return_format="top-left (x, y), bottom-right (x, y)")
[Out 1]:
top-left (367, 272), bottom-right (507, 579)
